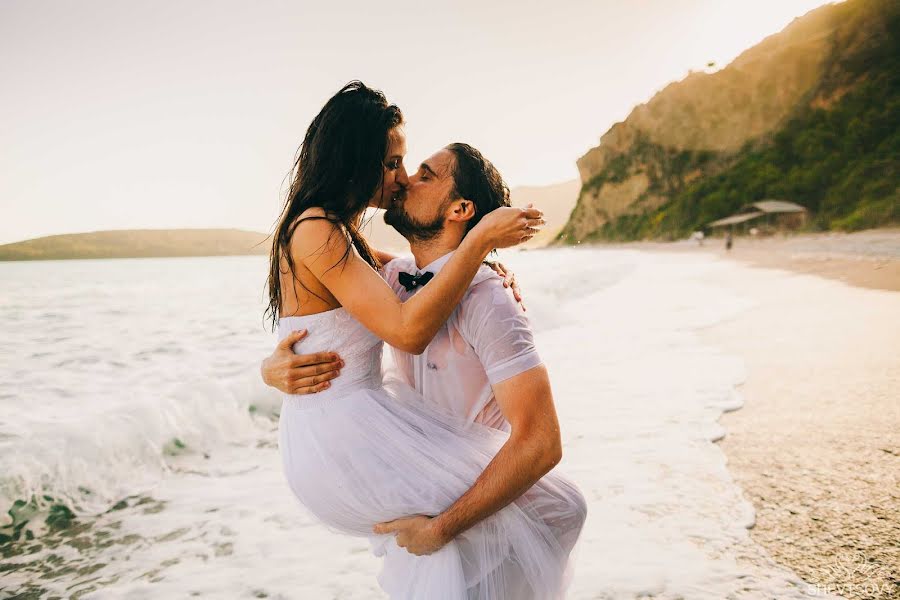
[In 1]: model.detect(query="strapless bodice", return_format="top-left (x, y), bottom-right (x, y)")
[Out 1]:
top-left (277, 307), bottom-right (384, 406)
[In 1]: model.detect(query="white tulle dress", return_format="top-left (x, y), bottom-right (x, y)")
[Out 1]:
top-left (277, 306), bottom-right (586, 599)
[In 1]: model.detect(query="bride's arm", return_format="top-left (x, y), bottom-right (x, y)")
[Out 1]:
top-left (293, 207), bottom-right (540, 354)
top-left (373, 248), bottom-right (399, 266)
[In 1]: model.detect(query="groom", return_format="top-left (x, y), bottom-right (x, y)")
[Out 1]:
top-left (261, 142), bottom-right (586, 559)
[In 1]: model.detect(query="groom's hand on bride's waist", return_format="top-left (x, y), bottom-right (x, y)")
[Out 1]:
top-left (373, 515), bottom-right (449, 556)
top-left (260, 329), bottom-right (344, 395)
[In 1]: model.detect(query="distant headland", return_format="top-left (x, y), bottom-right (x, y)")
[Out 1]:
top-left (1, 177), bottom-right (584, 262)
top-left (0, 229), bottom-right (271, 261)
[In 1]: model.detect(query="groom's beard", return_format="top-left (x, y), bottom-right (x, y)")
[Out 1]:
top-left (384, 202), bottom-right (447, 243)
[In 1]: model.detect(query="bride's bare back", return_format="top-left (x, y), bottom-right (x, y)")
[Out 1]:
top-left (278, 208), bottom-right (344, 318)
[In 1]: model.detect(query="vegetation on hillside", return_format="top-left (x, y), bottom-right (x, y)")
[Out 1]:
top-left (560, 0), bottom-right (899, 242)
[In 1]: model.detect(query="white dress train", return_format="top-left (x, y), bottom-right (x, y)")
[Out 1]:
top-left (277, 306), bottom-right (586, 599)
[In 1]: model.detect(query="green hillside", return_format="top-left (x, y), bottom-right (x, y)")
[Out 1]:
top-left (559, 0), bottom-right (899, 243)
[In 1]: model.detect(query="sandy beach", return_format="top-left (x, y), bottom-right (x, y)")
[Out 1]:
top-left (607, 228), bottom-right (900, 293)
top-left (616, 229), bottom-right (900, 600)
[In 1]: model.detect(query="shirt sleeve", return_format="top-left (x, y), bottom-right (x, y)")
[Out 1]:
top-left (457, 274), bottom-right (543, 385)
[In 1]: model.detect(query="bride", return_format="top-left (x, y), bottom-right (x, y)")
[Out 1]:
top-left (267, 81), bottom-right (582, 599)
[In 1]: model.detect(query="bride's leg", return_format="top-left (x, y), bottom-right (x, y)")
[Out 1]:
top-left (281, 385), bottom-right (583, 598)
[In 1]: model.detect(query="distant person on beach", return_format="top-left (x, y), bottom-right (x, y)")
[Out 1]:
top-left (726, 231), bottom-right (733, 251)
top-left (261, 81), bottom-right (585, 598)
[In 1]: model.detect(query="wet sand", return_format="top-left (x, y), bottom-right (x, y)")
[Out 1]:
top-left (613, 229), bottom-right (900, 600)
top-left (607, 228), bottom-right (900, 293)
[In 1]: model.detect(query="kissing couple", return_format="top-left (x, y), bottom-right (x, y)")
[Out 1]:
top-left (261, 81), bottom-right (586, 599)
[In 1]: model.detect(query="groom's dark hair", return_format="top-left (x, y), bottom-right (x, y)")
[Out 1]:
top-left (445, 143), bottom-right (511, 235)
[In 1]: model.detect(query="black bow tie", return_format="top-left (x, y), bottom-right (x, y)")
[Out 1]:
top-left (398, 270), bottom-right (435, 291)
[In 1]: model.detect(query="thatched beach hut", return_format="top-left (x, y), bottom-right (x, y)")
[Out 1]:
top-left (708, 200), bottom-right (808, 235)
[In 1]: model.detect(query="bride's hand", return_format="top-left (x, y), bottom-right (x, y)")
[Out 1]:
top-left (484, 260), bottom-right (526, 311)
top-left (473, 206), bottom-right (545, 249)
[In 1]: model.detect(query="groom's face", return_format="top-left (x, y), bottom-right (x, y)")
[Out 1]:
top-left (384, 148), bottom-right (457, 241)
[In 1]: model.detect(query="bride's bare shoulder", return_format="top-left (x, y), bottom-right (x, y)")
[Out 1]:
top-left (287, 207), bottom-right (350, 255)
top-left (290, 206), bottom-right (334, 224)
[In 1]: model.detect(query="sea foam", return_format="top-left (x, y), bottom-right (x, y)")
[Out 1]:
top-left (0, 250), bottom-right (838, 599)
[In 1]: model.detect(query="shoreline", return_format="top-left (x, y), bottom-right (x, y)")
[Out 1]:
top-left (564, 227), bottom-right (900, 294)
top-left (621, 229), bottom-right (900, 599)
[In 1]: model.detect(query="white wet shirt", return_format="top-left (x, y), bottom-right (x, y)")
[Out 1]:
top-left (382, 251), bottom-right (543, 431)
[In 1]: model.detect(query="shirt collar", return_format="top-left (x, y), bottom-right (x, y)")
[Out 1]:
top-left (418, 250), bottom-right (455, 275)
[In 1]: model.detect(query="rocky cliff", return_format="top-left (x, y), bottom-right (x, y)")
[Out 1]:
top-left (560, 0), bottom-right (899, 242)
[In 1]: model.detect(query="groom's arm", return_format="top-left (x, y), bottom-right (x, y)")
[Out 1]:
top-left (261, 329), bottom-right (344, 395)
top-left (374, 277), bottom-right (562, 554)
top-left (262, 257), bottom-right (410, 394)
top-left (434, 365), bottom-right (562, 537)
top-left (262, 257), bottom-right (409, 394)
top-left (374, 365), bottom-right (562, 554)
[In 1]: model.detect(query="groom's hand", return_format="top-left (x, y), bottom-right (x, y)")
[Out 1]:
top-left (260, 330), bottom-right (343, 395)
top-left (373, 515), bottom-right (448, 556)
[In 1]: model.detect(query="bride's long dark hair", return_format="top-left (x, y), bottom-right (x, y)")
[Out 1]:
top-left (265, 81), bottom-right (403, 330)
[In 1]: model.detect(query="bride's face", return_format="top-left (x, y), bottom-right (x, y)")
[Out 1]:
top-left (369, 127), bottom-right (409, 209)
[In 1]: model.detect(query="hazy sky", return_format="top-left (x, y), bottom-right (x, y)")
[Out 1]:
top-left (1, 0), bottom-right (835, 243)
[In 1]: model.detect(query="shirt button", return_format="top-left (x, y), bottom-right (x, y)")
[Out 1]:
top-left (426, 362), bottom-right (438, 370)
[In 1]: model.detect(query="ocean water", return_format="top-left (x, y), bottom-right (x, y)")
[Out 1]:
top-left (0, 250), bottom-right (836, 599)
